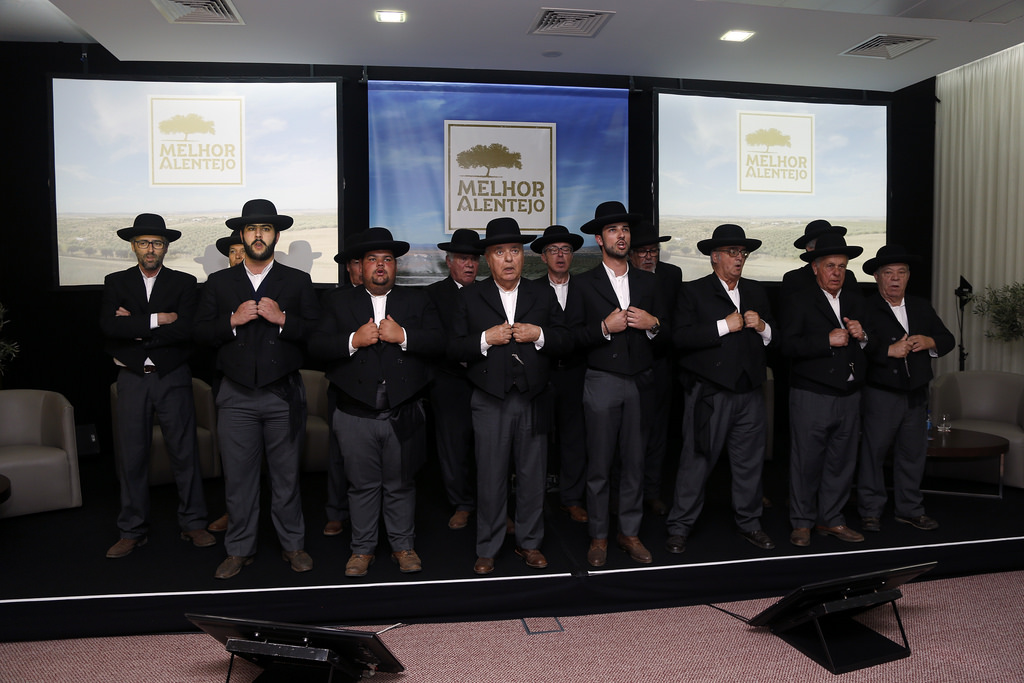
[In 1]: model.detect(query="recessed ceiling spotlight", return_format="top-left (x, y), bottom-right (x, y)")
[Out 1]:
top-left (375, 10), bottom-right (406, 23)
top-left (721, 30), bottom-right (754, 42)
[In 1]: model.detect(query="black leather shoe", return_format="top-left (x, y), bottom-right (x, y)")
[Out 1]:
top-left (737, 528), bottom-right (775, 550)
top-left (665, 534), bottom-right (687, 554)
top-left (895, 514), bottom-right (939, 530)
top-left (861, 516), bottom-right (881, 532)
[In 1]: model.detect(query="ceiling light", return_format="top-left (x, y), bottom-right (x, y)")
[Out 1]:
top-left (721, 30), bottom-right (754, 42)
top-left (375, 10), bottom-right (406, 23)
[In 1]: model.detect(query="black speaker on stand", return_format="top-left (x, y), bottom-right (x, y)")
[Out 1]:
top-left (955, 275), bottom-right (973, 371)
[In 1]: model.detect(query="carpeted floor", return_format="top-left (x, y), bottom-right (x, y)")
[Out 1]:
top-left (2, 570), bottom-right (1021, 682)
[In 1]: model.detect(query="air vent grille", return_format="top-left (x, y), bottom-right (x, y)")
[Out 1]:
top-left (528, 8), bottom-right (615, 37)
top-left (841, 34), bottom-right (933, 59)
top-left (150, 0), bottom-right (244, 25)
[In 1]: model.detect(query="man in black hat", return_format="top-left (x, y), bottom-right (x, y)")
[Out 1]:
top-left (310, 228), bottom-right (444, 577)
top-left (781, 219), bottom-right (858, 301)
top-left (857, 245), bottom-right (954, 533)
top-left (195, 199), bottom-right (320, 579)
top-left (570, 201), bottom-right (667, 568)
top-left (531, 225), bottom-right (587, 524)
top-left (451, 217), bottom-right (570, 575)
top-left (101, 213), bottom-right (214, 558)
top-left (781, 233), bottom-right (870, 547)
top-left (426, 229), bottom-right (484, 530)
top-left (665, 224), bottom-right (776, 554)
top-left (628, 220), bottom-right (683, 516)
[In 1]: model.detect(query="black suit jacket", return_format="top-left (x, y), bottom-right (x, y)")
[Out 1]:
top-left (100, 266), bottom-right (197, 377)
top-left (450, 277), bottom-right (570, 400)
top-left (194, 260), bottom-right (319, 389)
top-left (862, 292), bottom-right (954, 393)
top-left (426, 276), bottom-right (473, 379)
top-left (674, 274), bottom-right (774, 391)
top-left (532, 274), bottom-right (583, 370)
top-left (566, 264), bottom-right (667, 376)
top-left (781, 284), bottom-right (870, 395)
top-left (310, 285), bottom-right (444, 409)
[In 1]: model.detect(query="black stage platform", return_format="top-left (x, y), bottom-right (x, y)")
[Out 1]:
top-left (2, 451), bottom-right (1022, 642)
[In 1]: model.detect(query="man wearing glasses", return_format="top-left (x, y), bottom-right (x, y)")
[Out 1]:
top-left (195, 199), bottom-right (320, 579)
top-left (531, 225), bottom-right (588, 524)
top-left (101, 213), bottom-right (214, 559)
top-left (665, 224), bottom-right (776, 554)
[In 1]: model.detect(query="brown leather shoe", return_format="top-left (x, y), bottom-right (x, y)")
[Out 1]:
top-left (616, 533), bottom-right (653, 564)
top-left (106, 537), bottom-right (146, 559)
top-left (323, 519), bottom-right (344, 536)
top-left (560, 505), bottom-right (588, 523)
top-left (391, 549), bottom-right (423, 573)
top-left (207, 513), bottom-right (229, 533)
top-left (282, 549), bottom-right (313, 572)
top-left (515, 547), bottom-right (548, 569)
top-left (181, 528), bottom-right (217, 548)
top-left (587, 539), bottom-right (608, 567)
top-left (815, 524), bottom-right (865, 543)
top-left (448, 510), bottom-right (471, 530)
top-left (790, 527), bottom-right (811, 547)
top-left (473, 557), bottom-right (495, 575)
top-left (214, 555), bottom-right (253, 579)
top-left (345, 553), bottom-right (374, 577)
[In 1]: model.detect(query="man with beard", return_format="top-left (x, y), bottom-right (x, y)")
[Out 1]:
top-left (195, 199), bottom-right (320, 579)
top-left (665, 224), bottom-right (775, 554)
top-left (425, 229), bottom-right (484, 530)
top-left (569, 202), bottom-right (666, 568)
top-left (101, 213), bottom-right (214, 558)
top-left (781, 233), bottom-right (869, 548)
top-left (531, 225), bottom-right (588, 523)
top-left (451, 218), bottom-right (570, 575)
top-left (311, 228), bottom-right (444, 577)
top-left (857, 245), bottom-right (954, 533)
top-left (627, 220), bottom-right (683, 516)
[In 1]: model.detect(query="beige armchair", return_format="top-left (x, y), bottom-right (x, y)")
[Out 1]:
top-left (0, 389), bottom-right (82, 518)
top-left (299, 368), bottom-right (331, 472)
top-left (930, 370), bottom-right (1024, 488)
top-left (109, 377), bottom-right (221, 485)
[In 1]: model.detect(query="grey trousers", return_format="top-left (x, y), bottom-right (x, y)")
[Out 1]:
top-left (217, 377), bottom-right (306, 557)
top-left (857, 386), bottom-right (928, 519)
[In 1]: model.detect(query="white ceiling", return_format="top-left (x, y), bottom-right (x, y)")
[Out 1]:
top-left (4, 0), bottom-right (1024, 91)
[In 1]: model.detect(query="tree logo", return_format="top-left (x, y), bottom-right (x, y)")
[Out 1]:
top-left (744, 127), bottom-right (791, 153)
top-left (158, 113), bottom-right (216, 141)
top-left (455, 143), bottom-right (523, 177)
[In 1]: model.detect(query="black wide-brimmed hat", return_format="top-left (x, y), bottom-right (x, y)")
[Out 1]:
top-left (437, 228), bottom-right (484, 255)
top-left (794, 219), bottom-right (847, 249)
top-left (580, 201), bottom-right (642, 235)
top-left (800, 232), bottom-right (863, 262)
top-left (335, 232), bottom-right (365, 263)
top-left (530, 225), bottom-right (583, 254)
top-left (215, 231), bottom-right (243, 257)
top-left (630, 220), bottom-right (671, 250)
top-left (697, 224), bottom-right (761, 256)
top-left (116, 213), bottom-right (182, 242)
top-left (225, 199), bottom-right (294, 231)
top-left (862, 244), bottom-right (922, 275)
top-left (478, 217), bottom-right (536, 248)
top-left (334, 227), bottom-right (409, 263)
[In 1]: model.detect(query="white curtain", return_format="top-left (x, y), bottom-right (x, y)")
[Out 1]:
top-left (934, 42), bottom-right (1024, 375)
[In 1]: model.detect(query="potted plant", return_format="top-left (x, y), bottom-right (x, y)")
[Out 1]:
top-left (972, 282), bottom-right (1024, 341)
top-left (0, 302), bottom-right (18, 379)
